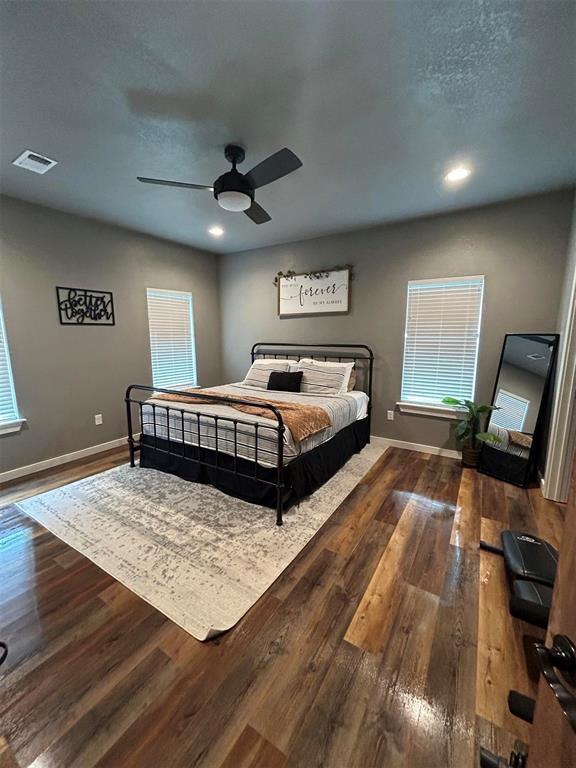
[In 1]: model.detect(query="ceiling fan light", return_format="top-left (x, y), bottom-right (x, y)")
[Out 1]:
top-left (217, 190), bottom-right (252, 212)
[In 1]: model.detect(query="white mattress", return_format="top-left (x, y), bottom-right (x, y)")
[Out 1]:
top-left (141, 383), bottom-right (369, 468)
top-left (347, 390), bottom-right (369, 420)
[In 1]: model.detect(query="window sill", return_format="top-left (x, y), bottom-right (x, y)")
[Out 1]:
top-left (396, 402), bottom-right (465, 420)
top-left (0, 418), bottom-right (26, 435)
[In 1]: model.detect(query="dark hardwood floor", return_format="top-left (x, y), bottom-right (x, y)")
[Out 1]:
top-left (0, 447), bottom-right (565, 767)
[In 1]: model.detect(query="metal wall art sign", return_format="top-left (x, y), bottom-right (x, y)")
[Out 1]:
top-left (277, 268), bottom-right (350, 317)
top-left (56, 286), bottom-right (115, 326)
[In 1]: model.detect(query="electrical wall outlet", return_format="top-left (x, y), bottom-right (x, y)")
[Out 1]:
top-left (387, 410), bottom-right (395, 421)
top-left (94, 414), bottom-right (103, 425)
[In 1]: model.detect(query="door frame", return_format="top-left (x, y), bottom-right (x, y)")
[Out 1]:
top-left (543, 205), bottom-right (576, 503)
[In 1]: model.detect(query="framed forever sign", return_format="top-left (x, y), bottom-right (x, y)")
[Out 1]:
top-left (56, 286), bottom-right (115, 325)
top-left (277, 267), bottom-right (350, 317)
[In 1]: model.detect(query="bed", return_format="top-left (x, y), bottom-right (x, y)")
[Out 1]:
top-left (487, 424), bottom-right (533, 459)
top-left (125, 343), bottom-right (374, 524)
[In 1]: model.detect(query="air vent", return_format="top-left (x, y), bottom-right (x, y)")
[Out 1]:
top-left (12, 150), bottom-right (58, 175)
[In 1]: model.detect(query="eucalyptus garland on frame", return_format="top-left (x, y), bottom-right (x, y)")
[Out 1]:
top-left (273, 265), bottom-right (354, 287)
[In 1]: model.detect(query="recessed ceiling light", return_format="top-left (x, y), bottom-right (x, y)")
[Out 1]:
top-left (208, 226), bottom-right (224, 237)
top-left (444, 165), bottom-right (472, 183)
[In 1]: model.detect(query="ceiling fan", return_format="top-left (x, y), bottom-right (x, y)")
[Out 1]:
top-left (137, 144), bottom-right (302, 225)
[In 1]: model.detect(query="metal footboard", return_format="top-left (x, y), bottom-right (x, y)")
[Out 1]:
top-left (125, 384), bottom-right (286, 525)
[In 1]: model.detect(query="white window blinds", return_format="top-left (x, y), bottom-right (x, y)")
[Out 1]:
top-left (491, 389), bottom-right (530, 431)
top-left (146, 288), bottom-right (197, 389)
top-left (401, 276), bottom-right (484, 404)
top-left (0, 297), bottom-right (20, 424)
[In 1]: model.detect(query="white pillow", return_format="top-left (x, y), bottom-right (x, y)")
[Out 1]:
top-left (297, 358), bottom-right (355, 395)
top-left (242, 359), bottom-right (292, 389)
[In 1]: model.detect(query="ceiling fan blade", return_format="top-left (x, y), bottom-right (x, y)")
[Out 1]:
top-left (244, 200), bottom-right (272, 225)
top-left (245, 148), bottom-right (302, 189)
top-left (137, 176), bottom-right (212, 190)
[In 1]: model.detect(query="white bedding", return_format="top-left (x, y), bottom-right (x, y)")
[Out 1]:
top-left (347, 390), bottom-right (369, 420)
top-left (141, 383), bottom-right (369, 468)
top-left (487, 424), bottom-right (531, 459)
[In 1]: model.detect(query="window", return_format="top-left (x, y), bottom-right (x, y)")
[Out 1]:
top-left (146, 288), bottom-right (197, 389)
top-left (400, 275), bottom-right (484, 406)
top-left (491, 389), bottom-right (530, 431)
top-left (0, 297), bottom-right (21, 429)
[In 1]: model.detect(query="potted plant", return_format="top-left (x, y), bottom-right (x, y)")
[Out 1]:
top-left (442, 396), bottom-right (500, 468)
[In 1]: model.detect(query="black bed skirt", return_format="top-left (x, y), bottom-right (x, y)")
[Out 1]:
top-left (139, 417), bottom-right (370, 509)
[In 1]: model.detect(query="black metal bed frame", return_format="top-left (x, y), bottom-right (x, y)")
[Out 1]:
top-left (125, 342), bottom-right (374, 525)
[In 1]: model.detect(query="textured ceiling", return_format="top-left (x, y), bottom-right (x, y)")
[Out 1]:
top-left (502, 335), bottom-right (555, 377)
top-left (1, 0), bottom-right (575, 254)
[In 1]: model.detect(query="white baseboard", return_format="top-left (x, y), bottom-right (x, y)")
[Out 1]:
top-left (371, 435), bottom-right (461, 460)
top-left (0, 436), bottom-right (128, 485)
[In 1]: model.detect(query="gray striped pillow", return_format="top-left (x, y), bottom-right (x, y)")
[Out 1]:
top-left (242, 359), bottom-right (292, 389)
top-left (297, 360), bottom-right (351, 394)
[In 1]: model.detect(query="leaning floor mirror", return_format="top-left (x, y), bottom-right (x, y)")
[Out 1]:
top-left (478, 333), bottom-right (559, 487)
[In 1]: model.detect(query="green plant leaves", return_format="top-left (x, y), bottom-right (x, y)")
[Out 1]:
top-left (476, 404), bottom-right (499, 413)
top-left (442, 396), bottom-right (463, 406)
top-left (454, 421), bottom-right (472, 440)
top-left (443, 395), bottom-right (500, 446)
top-left (476, 431), bottom-right (501, 444)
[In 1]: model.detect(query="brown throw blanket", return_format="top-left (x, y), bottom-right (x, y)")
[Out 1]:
top-left (152, 388), bottom-right (332, 443)
top-left (509, 430), bottom-right (533, 450)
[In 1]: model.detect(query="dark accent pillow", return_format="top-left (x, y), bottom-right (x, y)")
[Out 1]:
top-left (267, 370), bottom-right (303, 392)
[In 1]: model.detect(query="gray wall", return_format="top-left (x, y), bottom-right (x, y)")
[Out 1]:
top-left (0, 196), bottom-right (222, 473)
top-left (2, 190), bottom-right (573, 473)
top-left (220, 191), bottom-right (574, 449)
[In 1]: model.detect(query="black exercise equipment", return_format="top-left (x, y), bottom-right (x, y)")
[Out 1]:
top-left (480, 530), bottom-right (558, 587)
top-left (481, 540), bottom-right (506, 556)
top-left (508, 690), bottom-right (536, 724)
top-left (479, 530), bottom-right (557, 629)
top-left (480, 747), bottom-right (528, 767)
top-left (509, 581), bottom-right (553, 630)
top-left (500, 531), bottom-right (558, 587)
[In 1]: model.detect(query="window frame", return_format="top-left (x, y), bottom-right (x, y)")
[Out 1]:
top-left (146, 287), bottom-right (198, 391)
top-left (0, 296), bottom-right (25, 434)
top-left (397, 275), bottom-right (485, 417)
top-left (491, 388), bottom-right (530, 432)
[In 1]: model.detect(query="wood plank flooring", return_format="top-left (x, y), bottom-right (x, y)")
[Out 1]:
top-left (0, 447), bottom-right (565, 767)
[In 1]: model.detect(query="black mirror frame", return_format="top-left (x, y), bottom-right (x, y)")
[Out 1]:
top-left (478, 333), bottom-right (560, 488)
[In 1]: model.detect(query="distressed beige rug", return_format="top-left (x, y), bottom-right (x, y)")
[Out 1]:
top-left (16, 445), bottom-right (384, 641)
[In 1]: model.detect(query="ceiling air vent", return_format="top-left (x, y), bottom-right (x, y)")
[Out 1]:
top-left (12, 150), bottom-right (58, 175)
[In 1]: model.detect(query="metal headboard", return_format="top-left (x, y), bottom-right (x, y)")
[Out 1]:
top-left (250, 342), bottom-right (374, 429)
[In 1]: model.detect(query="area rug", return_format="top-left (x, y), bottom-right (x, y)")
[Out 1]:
top-left (16, 445), bottom-right (384, 641)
